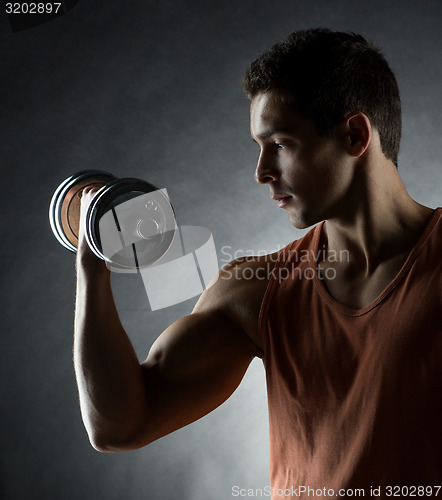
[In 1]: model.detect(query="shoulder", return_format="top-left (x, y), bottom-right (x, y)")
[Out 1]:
top-left (193, 252), bottom-right (281, 355)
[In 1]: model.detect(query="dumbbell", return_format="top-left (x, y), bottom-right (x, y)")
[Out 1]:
top-left (49, 170), bottom-right (176, 270)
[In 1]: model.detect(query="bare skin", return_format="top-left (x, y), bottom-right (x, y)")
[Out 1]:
top-left (250, 91), bottom-right (434, 310)
top-left (75, 190), bottom-right (270, 451)
top-left (73, 89), bottom-right (434, 452)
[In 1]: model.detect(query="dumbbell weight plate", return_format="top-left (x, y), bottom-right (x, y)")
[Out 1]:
top-left (85, 178), bottom-right (176, 270)
top-left (49, 170), bottom-right (117, 252)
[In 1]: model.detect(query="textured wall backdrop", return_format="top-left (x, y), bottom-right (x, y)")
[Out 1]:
top-left (1, 1), bottom-right (441, 499)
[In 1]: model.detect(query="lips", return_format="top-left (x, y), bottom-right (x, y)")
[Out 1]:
top-left (271, 193), bottom-right (292, 208)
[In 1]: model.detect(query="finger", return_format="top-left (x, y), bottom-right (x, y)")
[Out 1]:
top-left (78, 187), bottom-right (100, 238)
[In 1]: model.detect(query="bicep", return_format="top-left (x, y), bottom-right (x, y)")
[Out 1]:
top-left (139, 310), bottom-right (256, 444)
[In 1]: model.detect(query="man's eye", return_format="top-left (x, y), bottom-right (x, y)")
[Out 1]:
top-left (275, 142), bottom-right (285, 149)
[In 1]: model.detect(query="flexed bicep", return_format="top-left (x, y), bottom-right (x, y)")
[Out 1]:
top-left (139, 310), bottom-right (257, 445)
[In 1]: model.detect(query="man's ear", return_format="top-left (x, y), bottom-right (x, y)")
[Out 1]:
top-left (344, 112), bottom-right (372, 158)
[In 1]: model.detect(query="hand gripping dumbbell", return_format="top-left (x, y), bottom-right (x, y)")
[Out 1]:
top-left (49, 170), bottom-right (176, 270)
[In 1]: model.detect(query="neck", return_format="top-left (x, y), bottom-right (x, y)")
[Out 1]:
top-left (323, 159), bottom-right (434, 274)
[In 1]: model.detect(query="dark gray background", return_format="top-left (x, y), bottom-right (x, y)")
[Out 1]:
top-left (1, 1), bottom-right (441, 499)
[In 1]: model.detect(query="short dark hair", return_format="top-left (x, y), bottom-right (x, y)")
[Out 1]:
top-left (243, 28), bottom-right (402, 167)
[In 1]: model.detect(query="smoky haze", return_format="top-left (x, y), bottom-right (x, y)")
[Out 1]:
top-left (1, 1), bottom-right (441, 499)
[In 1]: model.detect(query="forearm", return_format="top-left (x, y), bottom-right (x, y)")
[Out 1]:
top-left (74, 250), bottom-right (149, 452)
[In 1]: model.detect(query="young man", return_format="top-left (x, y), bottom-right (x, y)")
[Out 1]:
top-left (74, 29), bottom-right (442, 498)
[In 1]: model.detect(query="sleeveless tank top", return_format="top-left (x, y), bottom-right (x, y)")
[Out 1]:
top-left (259, 208), bottom-right (442, 498)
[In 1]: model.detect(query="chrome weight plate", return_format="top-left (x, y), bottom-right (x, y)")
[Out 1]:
top-left (49, 170), bottom-right (117, 252)
top-left (85, 178), bottom-right (176, 270)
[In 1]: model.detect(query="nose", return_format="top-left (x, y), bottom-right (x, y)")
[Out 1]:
top-left (254, 151), bottom-right (280, 184)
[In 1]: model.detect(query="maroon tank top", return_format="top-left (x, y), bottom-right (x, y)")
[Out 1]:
top-left (259, 208), bottom-right (442, 498)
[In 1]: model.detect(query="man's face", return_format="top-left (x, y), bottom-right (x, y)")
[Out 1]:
top-left (250, 91), bottom-right (355, 229)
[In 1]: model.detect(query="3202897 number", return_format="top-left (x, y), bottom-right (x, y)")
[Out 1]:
top-left (386, 486), bottom-right (441, 496)
top-left (5, 3), bottom-right (62, 14)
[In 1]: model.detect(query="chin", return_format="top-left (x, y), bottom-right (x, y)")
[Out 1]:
top-left (288, 208), bottom-right (322, 230)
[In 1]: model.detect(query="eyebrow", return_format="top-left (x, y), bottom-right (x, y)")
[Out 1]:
top-left (252, 127), bottom-right (292, 142)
